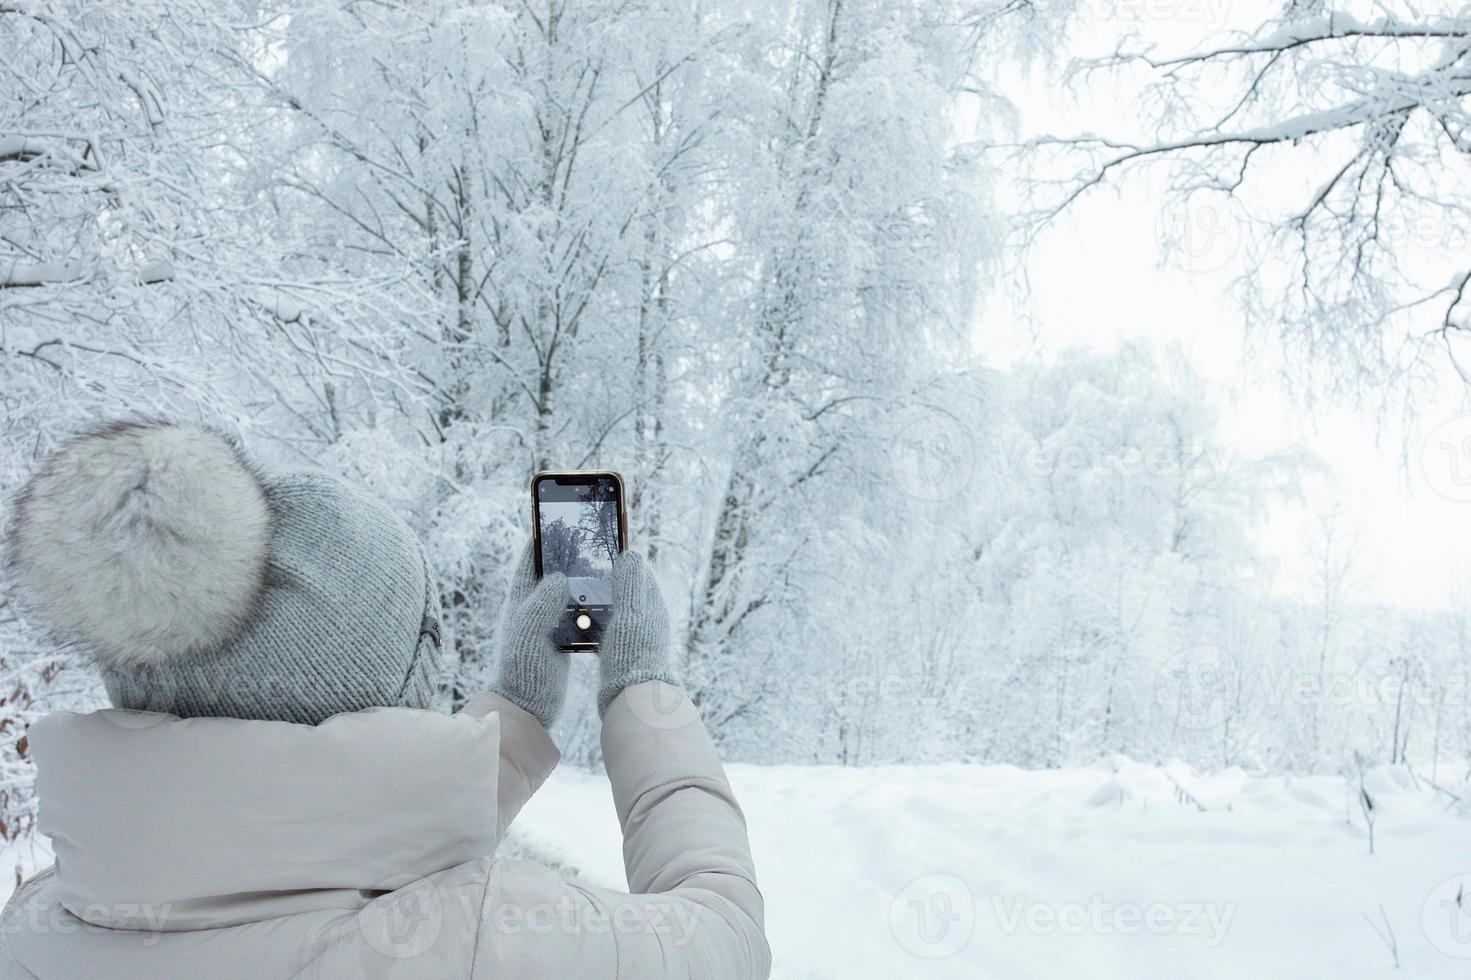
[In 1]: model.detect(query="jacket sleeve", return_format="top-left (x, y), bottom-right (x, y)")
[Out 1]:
top-left (459, 691), bottom-right (561, 839)
top-left (472, 681), bottom-right (770, 979)
top-left (597, 680), bottom-right (771, 978)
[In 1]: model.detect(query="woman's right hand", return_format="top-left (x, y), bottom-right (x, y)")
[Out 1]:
top-left (597, 551), bottom-right (679, 717)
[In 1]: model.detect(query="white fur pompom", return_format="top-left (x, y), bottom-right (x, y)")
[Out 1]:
top-left (5, 421), bottom-right (272, 667)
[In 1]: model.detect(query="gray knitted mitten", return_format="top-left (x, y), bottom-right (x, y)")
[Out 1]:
top-left (597, 551), bottom-right (679, 717)
top-left (488, 545), bottom-right (570, 729)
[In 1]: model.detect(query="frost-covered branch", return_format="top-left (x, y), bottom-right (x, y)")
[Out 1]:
top-left (1027, 4), bottom-right (1471, 396)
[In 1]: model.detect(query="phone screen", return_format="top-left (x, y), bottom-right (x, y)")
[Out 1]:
top-left (534, 473), bottom-right (623, 648)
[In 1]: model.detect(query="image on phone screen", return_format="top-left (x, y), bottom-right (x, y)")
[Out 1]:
top-left (534, 474), bottom-right (623, 647)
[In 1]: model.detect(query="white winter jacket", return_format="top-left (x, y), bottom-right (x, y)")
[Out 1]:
top-left (0, 681), bottom-right (770, 978)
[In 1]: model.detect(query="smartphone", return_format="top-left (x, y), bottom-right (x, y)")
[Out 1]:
top-left (531, 470), bottom-right (628, 651)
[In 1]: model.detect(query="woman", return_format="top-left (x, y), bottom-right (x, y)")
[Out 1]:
top-left (0, 420), bottom-right (770, 978)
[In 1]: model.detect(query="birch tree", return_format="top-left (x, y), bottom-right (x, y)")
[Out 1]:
top-left (681, 0), bottom-right (993, 737)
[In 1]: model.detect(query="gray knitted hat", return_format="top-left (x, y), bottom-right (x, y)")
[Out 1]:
top-left (4, 421), bottom-right (441, 725)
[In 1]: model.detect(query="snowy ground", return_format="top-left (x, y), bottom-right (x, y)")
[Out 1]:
top-left (514, 759), bottom-right (1471, 979)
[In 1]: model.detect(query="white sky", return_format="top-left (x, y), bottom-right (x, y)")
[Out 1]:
top-left (974, 2), bottom-right (1471, 612)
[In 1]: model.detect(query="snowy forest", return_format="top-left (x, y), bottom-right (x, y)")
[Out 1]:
top-left (3, 0), bottom-right (1471, 889)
